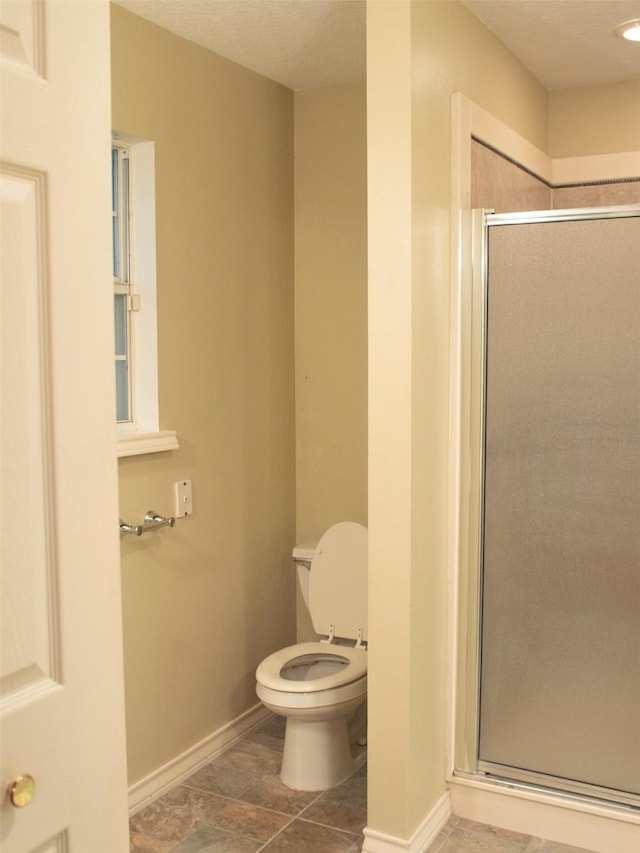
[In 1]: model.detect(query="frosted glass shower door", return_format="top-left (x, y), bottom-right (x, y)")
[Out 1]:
top-left (478, 209), bottom-right (640, 803)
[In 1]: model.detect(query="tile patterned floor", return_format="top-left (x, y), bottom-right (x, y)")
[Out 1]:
top-left (430, 819), bottom-right (599, 853)
top-left (130, 715), bottom-right (365, 852)
top-left (129, 716), bottom-right (599, 852)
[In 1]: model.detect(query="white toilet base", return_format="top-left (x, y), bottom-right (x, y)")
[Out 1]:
top-left (256, 679), bottom-right (367, 791)
top-left (281, 715), bottom-right (355, 791)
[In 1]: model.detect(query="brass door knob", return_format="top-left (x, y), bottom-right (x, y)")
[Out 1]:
top-left (9, 774), bottom-right (36, 808)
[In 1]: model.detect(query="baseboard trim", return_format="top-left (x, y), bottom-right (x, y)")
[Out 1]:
top-left (449, 776), bottom-right (640, 853)
top-left (128, 702), bottom-right (271, 815)
top-left (362, 791), bottom-right (451, 852)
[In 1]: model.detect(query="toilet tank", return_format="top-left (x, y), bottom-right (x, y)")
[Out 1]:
top-left (292, 543), bottom-right (316, 611)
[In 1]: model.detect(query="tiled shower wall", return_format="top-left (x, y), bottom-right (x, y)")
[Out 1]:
top-left (471, 140), bottom-right (640, 213)
top-left (471, 141), bottom-right (551, 211)
top-left (552, 181), bottom-right (640, 208)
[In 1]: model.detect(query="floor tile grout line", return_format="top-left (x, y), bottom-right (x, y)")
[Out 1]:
top-left (177, 777), bottom-right (321, 821)
top-left (296, 796), bottom-right (366, 837)
top-left (161, 809), bottom-right (297, 853)
top-left (295, 813), bottom-right (364, 838)
top-left (254, 812), bottom-right (297, 853)
top-left (252, 814), bottom-right (363, 853)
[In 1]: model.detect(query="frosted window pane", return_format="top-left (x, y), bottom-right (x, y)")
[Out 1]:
top-left (115, 360), bottom-right (129, 423)
top-left (112, 147), bottom-right (119, 279)
top-left (114, 294), bottom-right (127, 356)
top-left (114, 292), bottom-right (129, 422)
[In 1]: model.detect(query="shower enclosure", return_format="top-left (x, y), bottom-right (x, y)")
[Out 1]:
top-left (455, 204), bottom-right (640, 809)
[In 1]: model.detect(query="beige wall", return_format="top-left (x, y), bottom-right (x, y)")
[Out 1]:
top-left (111, 5), bottom-right (296, 786)
top-left (367, 0), bottom-right (548, 840)
top-left (294, 82), bottom-right (368, 640)
top-left (549, 80), bottom-right (640, 158)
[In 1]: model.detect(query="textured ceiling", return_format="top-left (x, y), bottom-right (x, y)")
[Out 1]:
top-left (113, 0), bottom-right (366, 90)
top-left (113, 0), bottom-right (640, 91)
top-left (461, 0), bottom-right (640, 89)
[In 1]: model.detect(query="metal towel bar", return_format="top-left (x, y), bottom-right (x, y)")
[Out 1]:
top-left (119, 520), bottom-right (142, 537)
top-left (119, 510), bottom-right (176, 537)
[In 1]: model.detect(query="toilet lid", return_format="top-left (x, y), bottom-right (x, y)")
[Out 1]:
top-left (309, 522), bottom-right (367, 642)
top-left (256, 641), bottom-right (367, 693)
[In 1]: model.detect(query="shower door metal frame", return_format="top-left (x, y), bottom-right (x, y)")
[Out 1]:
top-left (453, 203), bottom-right (640, 810)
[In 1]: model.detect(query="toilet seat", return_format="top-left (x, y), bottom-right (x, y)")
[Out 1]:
top-left (256, 641), bottom-right (367, 693)
top-left (309, 522), bottom-right (367, 642)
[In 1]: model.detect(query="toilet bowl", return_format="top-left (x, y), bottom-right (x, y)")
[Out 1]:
top-left (255, 521), bottom-right (367, 791)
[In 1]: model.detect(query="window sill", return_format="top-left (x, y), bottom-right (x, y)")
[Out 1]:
top-left (117, 429), bottom-right (179, 458)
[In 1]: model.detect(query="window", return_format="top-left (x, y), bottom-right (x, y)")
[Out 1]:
top-left (112, 143), bottom-right (131, 422)
top-left (111, 133), bottom-right (178, 456)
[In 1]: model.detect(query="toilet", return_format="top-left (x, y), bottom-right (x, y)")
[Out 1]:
top-left (255, 521), bottom-right (367, 791)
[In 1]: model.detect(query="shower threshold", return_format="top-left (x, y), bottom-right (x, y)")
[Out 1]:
top-left (476, 761), bottom-right (640, 812)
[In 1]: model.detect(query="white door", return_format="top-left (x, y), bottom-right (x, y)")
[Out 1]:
top-left (1, 1), bottom-right (129, 851)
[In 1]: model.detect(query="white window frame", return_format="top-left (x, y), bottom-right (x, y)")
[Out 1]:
top-left (112, 131), bottom-right (178, 457)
